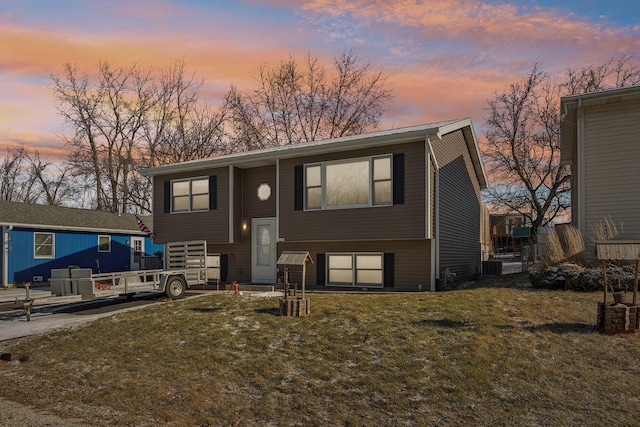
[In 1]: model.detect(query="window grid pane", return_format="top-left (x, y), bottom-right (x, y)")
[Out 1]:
top-left (34, 233), bottom-right (54, 258)
top-left (191, 194), bottom-right (209, 211)
top-left (172, 177), bottom-right (210, 213)
top-left (98, 235), bottom-right (111, 252)
top-left (326, 161), bottom-right (369, 207)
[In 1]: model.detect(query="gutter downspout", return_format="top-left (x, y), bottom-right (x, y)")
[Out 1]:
top-left (2, 225), bottom-right (13, 286)
top-left (427, 136), bottom-right (440, 292)
top-left (576, 98), bottom-right (586, 235)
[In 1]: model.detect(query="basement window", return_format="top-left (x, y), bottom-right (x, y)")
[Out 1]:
top-left (326, 253), bottom-right (383, 287)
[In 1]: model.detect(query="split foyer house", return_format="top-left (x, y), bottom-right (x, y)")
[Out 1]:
top-left (0, 201), bottom-right (162, 286)
top-left (141, 118), bottom-right (488, 291)
top-left (560, 85), bottom-right (640, 255)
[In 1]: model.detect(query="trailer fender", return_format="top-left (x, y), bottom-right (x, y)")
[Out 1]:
top-left (164, 275), bottom-right (187, 299)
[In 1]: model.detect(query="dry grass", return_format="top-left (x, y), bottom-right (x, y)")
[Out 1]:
top-left (1, 276), bottom-right (640, 426)
top-left (591, 216), bottom-right (621, 242)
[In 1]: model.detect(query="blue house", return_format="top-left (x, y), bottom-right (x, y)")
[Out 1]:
top-left (0, 201), bottom-right (163, 286)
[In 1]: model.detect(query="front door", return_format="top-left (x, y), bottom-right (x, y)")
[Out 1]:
top-left (251, 218), bottom-right (277, 283)
top-left (131, 237), bottom-right (144, 270)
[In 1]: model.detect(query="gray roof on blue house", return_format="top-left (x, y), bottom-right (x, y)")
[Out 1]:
top-left (0, 201), bottom-right (152, 235)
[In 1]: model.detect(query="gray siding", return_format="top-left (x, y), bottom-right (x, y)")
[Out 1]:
top-left (431, 129), bottom-right (482, 282)
top-left (583, 99), bottom-right (640, 253)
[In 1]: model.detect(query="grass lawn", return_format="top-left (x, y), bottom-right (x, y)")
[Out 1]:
top-left (1, 273), bottom-right (639, 426)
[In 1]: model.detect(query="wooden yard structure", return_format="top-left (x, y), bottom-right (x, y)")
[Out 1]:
top-left (277, 251), bottom-right (313, 317)
top-left (595, 240), bottom-right (640, 334)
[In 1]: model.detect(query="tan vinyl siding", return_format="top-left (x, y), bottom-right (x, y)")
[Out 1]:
top-left (206, 242), bottom-right (250, 283)
top-left (279, 140), bottom-right (426, 241)
top-left (152, 168), bottom-right (229, 244)
top-left (232, 167), bottom-right (243, 243)
top-left (280, 240), bottom-right (431, 291)
top-left (582, 99), bottom-right (640, 254)
top-left (431, 130), bottom-right (482, 281)
top-left (241, 166), bottom-right (277, 219)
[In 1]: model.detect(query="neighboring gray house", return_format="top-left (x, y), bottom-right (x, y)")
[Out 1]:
top-left (141, 119), bottom-right (488, 291)
top-left (560, 85), bottom-right (640, 254)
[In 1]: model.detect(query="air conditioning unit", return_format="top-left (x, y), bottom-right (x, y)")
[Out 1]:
top-left (32, 276), bottom-right (43, 282)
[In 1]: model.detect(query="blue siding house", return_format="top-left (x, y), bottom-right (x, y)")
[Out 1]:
top-left (0, 201), bottom-right (163, 286)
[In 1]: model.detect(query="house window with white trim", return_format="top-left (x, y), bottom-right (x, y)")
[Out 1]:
top-left (98, 235), bottom-right (111, 252)
top-left (34, 232), bottom-right (54, 258)
top-left (326, 253), bottom-right (384, 287)
top-left (172, 177), bottom-right (209, 212)
top-left (304, 155), bottom-right (392, 210)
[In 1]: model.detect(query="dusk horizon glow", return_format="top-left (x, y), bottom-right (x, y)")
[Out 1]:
top-left (1, 0), bottom-right (639, 159)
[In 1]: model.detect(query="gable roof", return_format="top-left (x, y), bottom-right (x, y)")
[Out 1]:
top-left (0, 201), bottom-right (152, 235)
top-left (141, 118), bottom-right (488, 188)
top-left (560, 85), bottom-right (640, 162)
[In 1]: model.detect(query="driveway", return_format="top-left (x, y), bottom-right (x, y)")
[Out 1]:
top-left (0, 290), bottom-right (209, 342)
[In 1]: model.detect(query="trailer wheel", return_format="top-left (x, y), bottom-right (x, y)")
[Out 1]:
top-left (165, 276), bottom-right (186, 299)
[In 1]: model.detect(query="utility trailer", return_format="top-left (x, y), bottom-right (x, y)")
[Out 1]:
top-left (49, 240), bottom-right (219, 301)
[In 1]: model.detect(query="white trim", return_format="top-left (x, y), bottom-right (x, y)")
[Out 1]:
top-left (229, 166), bottom-right (234, 243)
top-left (251, 217), bottom-right (277, 283)
top-left (2, 225), bottom-right (12, 285)
top-left (130, 236), bottom-right (144, 271)
top-left (426, 136), bottom-right (439, 240)
top-left (433, 167), bottom-right (440, 292)
top-left (0, 223), bottom-right (147, 235)
top-left (276, 159), bottom-right (280, 241)
top-left (140, 119), bottom-right (471, 176)
top-left (34, 231), bottom-right (55, 259)
top-left (577, 105), bottom-right (586, 234)
top-left (98, 235), bottom-right (111, 252)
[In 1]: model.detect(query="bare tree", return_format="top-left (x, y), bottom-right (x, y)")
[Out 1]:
top-left (25, 150), bottom-right (76, 206)
top-left (483, 56), bottom-right (640, 232)
top-left (563, 55), bottom-right (640, 94)
top-left (225, 50), bottom-right (393, 150)
top-left (142, 60), bottom-right (227, 166)
top-left (0, 146), bottom-right (38, 202)
top-left (0, 145), bottom-right (74, 205)
top-left (52, 60), bottom-right (226, 214)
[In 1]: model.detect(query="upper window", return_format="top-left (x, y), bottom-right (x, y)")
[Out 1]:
top-left (304, 155), bottom-right (392, 210)
top-left (98, 235), bottom-right (111, 252)
top-left (172, 177), bottom-right (209, 213)
top-left (34, 232), bottom-right (54, 258)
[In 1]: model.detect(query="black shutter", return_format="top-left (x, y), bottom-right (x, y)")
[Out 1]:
top-left (294, 165), bottom-right (304, 210)
top-left (220, 254), bottom-right (229, 283)
top-left (164, 181), bottom-right (171, 213)
top-left (393, 153), bottom-right (404, 205)
top-left (316, 253), bottom-right (326, 286)
top-left (209, 175), bottom-right (217, 210)
top-left (383, 253), bottom-right (394, 288)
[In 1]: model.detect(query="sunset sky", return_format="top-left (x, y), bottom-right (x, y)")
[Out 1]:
top-left (1, 0), bottom-right (639, 159)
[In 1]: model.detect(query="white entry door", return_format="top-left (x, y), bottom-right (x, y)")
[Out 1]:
top-left (251, 218), bottom-right (277, 283)
top-left (131, 237), bottom-right (144, 270)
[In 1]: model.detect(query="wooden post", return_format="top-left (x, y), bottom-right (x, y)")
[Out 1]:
top-left (634, 260), bottom-right (639, 305)
top-left (602, 259), bottom-right (608, 305)
top-left (301, 262), bottom-right (306, 299)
